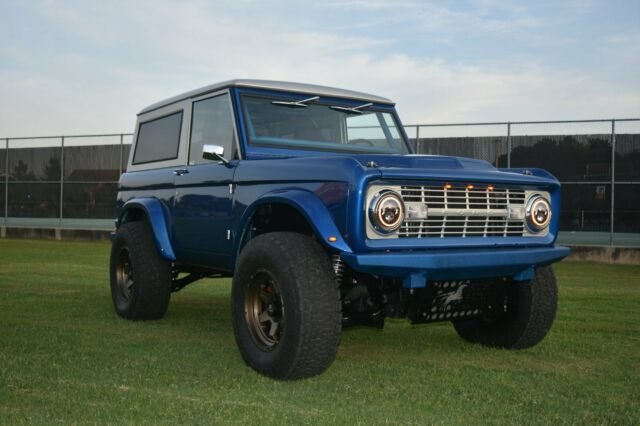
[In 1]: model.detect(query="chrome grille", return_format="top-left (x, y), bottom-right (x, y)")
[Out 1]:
top-left (399, 184), bottom-right (526, 238)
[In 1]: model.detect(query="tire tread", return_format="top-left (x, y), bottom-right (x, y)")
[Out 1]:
top-left (231, 232), bottom-right (341, 380)
top-left (109, 220), bottom-right (171, 320)
top-left (453, 265), bottom-right (557, 349)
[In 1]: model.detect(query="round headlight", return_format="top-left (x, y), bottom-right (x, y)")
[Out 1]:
top-left (526, 195), bottom-right (551, 231)
top-left (369, 190), bottom-right (404, 233)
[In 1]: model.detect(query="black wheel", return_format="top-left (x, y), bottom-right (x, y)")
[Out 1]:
top-left (231, 232), bottom-right (342, 380)
top-left (453, 266), bottom-right (558, 349)
top-left (109, 220), bottom-right (172, 320)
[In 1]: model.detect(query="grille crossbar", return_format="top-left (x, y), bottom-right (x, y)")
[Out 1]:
top-left (399, 185), bottom-right (526, 238)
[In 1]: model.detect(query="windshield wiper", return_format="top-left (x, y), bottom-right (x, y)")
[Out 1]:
top-left (271, 95), bottom-right (319, 108)
top-left (329, 102), bottom-right (373, 114)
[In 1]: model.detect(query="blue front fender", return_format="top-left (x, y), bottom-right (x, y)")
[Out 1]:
top-left (498, 167), bottom-right (558, 180)
top-left (116, 198), bottom-right (176, 261)
top-left (236, 189), bottom-right (352, 258)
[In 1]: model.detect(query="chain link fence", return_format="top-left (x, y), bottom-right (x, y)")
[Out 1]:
top-left (406, 118), bottom-right (640, 247)
top-left (1, 134), bottom-right (132, 232)
top-left (2, 118), bottom-right (639, 246)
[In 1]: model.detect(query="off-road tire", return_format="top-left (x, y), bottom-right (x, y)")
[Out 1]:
top-left (109, 220), bottom-right (172, 320)
top-left (453, 266), bottom-right (557, 349)
top-left (231, 232), bottom-right (342, 380)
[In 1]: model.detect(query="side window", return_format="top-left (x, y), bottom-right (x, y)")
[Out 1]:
top-left (346, 112), bottom-right (403, 149)
top-left (133, 111), bottom-right (183, 165)
top-left (189, 94), bottom-right (236, 165)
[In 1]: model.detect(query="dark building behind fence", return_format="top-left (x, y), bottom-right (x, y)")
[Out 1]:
top-left (2, 120), bottom-right (639, 248)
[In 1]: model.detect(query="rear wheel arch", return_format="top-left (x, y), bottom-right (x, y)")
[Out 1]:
top-left (120, 206), bottom-right (146, 225)
top-left (117, 199), bottom-right (176, 261)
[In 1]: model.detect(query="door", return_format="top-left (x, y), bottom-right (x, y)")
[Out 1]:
top-left (172, 92), bottom-right (239, 270)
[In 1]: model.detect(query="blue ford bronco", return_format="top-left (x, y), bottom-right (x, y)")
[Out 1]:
top-left (110, 79), bottom-right (570, 380)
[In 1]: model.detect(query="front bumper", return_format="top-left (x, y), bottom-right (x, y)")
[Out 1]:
top-left (341, 245), bottom-right (570, 287)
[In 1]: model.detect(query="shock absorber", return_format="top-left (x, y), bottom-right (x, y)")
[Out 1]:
top-left (331, 254), bottom-right (345, 286)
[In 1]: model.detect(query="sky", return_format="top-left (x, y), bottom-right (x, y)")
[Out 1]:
top-left (0, 0), bottom-right (639, 138)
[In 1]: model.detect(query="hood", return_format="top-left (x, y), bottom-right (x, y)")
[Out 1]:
top-left (236, 153), bottom-right (559, 188)
top-left (349, 154), bottom-right (559, 187)
top-left (350, 154), bottom-right (490, 170)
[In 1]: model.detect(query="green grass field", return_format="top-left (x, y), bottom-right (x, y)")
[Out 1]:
top-left (1, 239), bottom-right (638, 424)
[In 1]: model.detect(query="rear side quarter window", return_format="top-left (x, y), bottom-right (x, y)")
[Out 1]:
top-left (133, 111), bottom-right (183, 165)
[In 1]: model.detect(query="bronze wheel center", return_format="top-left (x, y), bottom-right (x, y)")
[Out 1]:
top-left (116, 247), bottom-right (134, 301)
top-left (244, 271), bottom-right (285, 351)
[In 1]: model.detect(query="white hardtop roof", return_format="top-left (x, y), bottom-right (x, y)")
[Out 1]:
top-left (138, 79), bottom-right (394, 115)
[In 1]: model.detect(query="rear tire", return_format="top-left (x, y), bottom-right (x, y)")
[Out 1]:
top-left (453, 266), bottom-right (557, 349)
top-left (231, 232), bottom-right (342, 380)
top-left (109, 220), bottom-right (172, 320)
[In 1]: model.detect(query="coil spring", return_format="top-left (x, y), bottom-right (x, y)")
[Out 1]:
top-left (331, 254), bottom-right (345, 286)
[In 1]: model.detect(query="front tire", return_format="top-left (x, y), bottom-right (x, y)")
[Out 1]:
top-left (109, 221), bottom-right (172, 320)
top-left (231, 232), bottom-right (342, 380)
top-left (453, 266), bottom-right (558, 349)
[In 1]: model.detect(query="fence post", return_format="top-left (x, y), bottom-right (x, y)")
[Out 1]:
top-left (2, 138), bottom-right (8, 237)
top-left (57, 136), bottom-right (64, 240)
top-left (610, 120), bottom-right (616, 246)
top-left (506, 122), bottom-right (512, 167)
top-left (119, 133), bottom-right (124, 176)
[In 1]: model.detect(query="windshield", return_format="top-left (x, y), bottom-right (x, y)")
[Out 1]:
top-left (240, 95), bottom-right (409, 154)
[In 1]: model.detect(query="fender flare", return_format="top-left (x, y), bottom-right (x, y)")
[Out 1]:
top-left (235, 189), bottom-right (352, 260)
top-left (116, 198), bottom-right (176, 261)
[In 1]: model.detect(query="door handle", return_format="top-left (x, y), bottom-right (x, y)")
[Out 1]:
top-left (173, 168), bottom-right (189, 176)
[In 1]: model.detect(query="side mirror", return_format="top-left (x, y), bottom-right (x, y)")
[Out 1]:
top-left (202, 144), bottom-right (229, 165)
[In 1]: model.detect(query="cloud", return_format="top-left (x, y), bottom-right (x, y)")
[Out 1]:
top-left (0, 0), bottom-right (638, 137)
